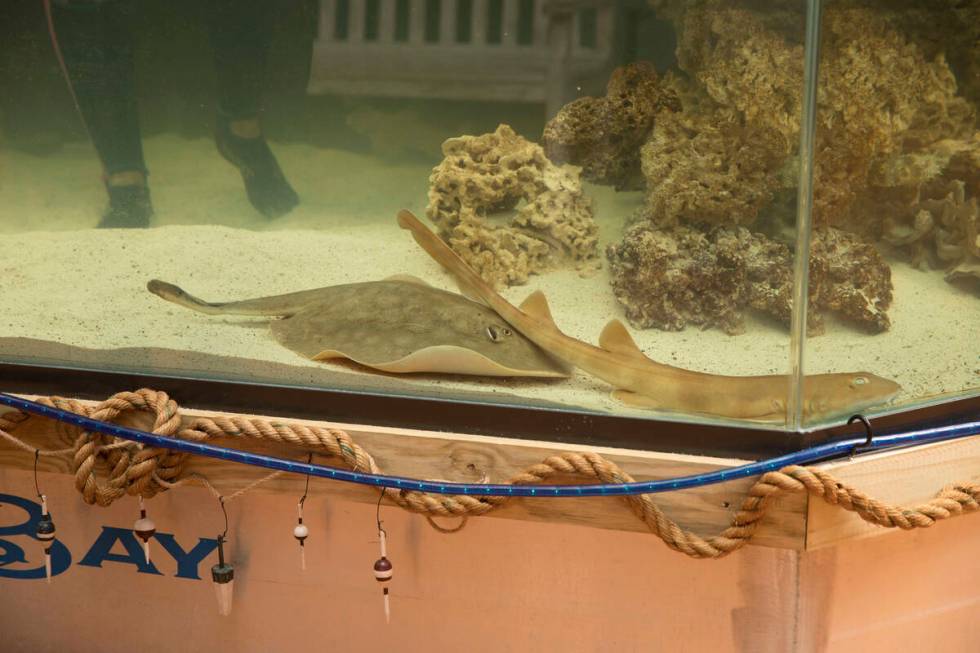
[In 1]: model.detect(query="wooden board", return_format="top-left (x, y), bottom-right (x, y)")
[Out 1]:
top-left (805, 434), bottom-right (980, 549)
top-left (0, 396), bottom-right (806, 550)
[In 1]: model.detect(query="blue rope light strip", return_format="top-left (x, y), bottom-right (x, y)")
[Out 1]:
top-left (1, 392), bottom-right (977, 497)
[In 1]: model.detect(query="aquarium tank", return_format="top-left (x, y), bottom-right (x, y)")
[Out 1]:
top-left (0, 0), bottom-right (976, 437)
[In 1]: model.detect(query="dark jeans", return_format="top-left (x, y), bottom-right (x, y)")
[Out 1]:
top-left (52, 0), bottom-right (278, 175)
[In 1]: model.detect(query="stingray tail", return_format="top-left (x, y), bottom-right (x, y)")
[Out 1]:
top-left (146, 279), bottom-right (224, 314)
top-left (147, 279), bottom-right (285, 316)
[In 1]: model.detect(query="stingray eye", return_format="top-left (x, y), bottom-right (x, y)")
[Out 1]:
top-left (851, 376), bottom-right (869, 388)
top-left (486, 325), bottom-right (511, 342)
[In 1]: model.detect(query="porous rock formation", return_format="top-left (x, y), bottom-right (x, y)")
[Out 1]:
top-left (426, 124), bottom-right (599, 288)
top-left (884, 179), bottom-right (980, 290)
top-left (809, 228), bottom-right (893, 332)
top-left (604, 222), bottom-right (751, 334)
top-left (882, 0), bottom-right (980, 111)
top-left (541, 62), bottom-right (680, 190)
top-left (817, 7), bottom-right (976, 229)
top-left (606, 222), bottom-right (892, 334)
top-left (639, 102), bottom-right (789, 226)
top-left (605, 0), bottom-right (980, 331)
top-left (641, 1), bottom-right (975, 232)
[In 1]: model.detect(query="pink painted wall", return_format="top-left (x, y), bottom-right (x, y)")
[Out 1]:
top-left (1, 468), bottom-right (977, 652)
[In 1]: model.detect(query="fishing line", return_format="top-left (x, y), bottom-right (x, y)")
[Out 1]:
top-left (42, 0), bottom-right (107, 172)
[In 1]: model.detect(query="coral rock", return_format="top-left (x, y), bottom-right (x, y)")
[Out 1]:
top-left (606, 222), bottom-right (893, 334)
top-left (640, 104), bottom-right (787, 227)
top-left (809, 228), bottom-right (893, 333)
top-left (427, 124), bottom-right (599, 288)
top-left (605, 222), bottom-right (749, 334)
top-left (542, 62), bottom-right (680, 190)
top-left (885, 180), bottom-right (979, 291)
top-left (890, 1), bottom-right (980, 108)
top-left (739, 229), bottom-right (798, 329)
top-left (671, 5), bottom-right (803, 148)
top-left (943, 133), bottom-right (980, 200)
top-left (816, 7), bottom-right (976, 227)
top-left (643, 2), bottom-right (975, 233)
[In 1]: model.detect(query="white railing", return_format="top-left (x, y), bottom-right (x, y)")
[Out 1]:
top-left (307, 0), bottom-right (616, 115)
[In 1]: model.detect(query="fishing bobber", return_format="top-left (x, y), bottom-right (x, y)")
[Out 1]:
top-left (35, 495), bottom-right (56, 584)
top-left (210, 536), bottom-right (235, 617)
top-left (373, 528), bottom-right (393, 624)
top-left (133, 496), bottom-right (156, 564)
top-left (293, 501), bottom-right (309, 571)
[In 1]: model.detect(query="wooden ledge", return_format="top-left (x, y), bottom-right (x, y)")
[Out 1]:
top-left (2, 395), bottom-right (977, 551)
top-left (807, 435), bottom-right (980, 549)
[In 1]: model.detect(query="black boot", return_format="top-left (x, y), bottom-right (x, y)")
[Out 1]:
top-left (214, 117), bottom-right (299, 219)
top-left (98, 183), bottom-right (153, 229)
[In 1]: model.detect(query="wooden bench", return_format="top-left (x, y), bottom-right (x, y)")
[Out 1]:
top-left (307, 0), bottom-right (617, 116)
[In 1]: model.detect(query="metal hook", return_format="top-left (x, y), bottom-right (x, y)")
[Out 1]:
top-left (218, 495), bottom-right (229, 542)
top-left (33, 449), bottom-right (42, 499)
top-left (376, 487), bottom-right (387, 536)
top-left (299, 452), bottom-right (313, 510)
top-left (848, 414), bottom-right (875, 457)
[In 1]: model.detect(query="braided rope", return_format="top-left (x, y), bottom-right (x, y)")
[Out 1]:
top-left (1, 389), bottom-right (977, 559)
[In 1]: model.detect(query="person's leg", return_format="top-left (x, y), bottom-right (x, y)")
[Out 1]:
top-left (50, 0), bottom-right (152, 227)
top-left (208, 0), bottom-right (299, 218)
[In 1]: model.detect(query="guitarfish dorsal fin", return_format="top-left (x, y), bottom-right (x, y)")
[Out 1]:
top-left (599, 319), bottom-right (645, 357)
top-left (518, 290), bottom-right (558, 327)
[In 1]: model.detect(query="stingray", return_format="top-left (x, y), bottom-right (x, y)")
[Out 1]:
top-left (146, 278), bottom-right (570, 378)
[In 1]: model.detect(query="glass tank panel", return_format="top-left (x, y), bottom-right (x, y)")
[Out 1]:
top-left (801, 0), bottom-right (979, 428)
top-left (3, 0), bottom-right (941, 435)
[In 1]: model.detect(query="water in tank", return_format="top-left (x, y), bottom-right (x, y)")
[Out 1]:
top-left (0, 0), bottom-right (975, 432)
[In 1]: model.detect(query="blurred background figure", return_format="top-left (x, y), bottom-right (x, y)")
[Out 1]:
top-left (48, 0), bottom-right (301, 227)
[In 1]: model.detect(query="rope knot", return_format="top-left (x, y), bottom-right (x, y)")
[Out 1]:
top-left (60, 389), bottom-right (189, 506)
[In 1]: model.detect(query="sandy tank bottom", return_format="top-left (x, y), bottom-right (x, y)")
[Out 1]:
top-left (0, 135), bottom-right (977, 428)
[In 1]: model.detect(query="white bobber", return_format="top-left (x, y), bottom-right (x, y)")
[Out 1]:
top-left (35, 495), bottom-right (56, 584)
top-left (373, 528), bottom-right (393, 624)
top-left (133, 496), bottom-right (156, 564)
top-left (293, 501), bottom-right (309, 571)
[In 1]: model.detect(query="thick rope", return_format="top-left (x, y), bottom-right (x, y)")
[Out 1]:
top-left (1, 389), bottom-right (977, 559)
